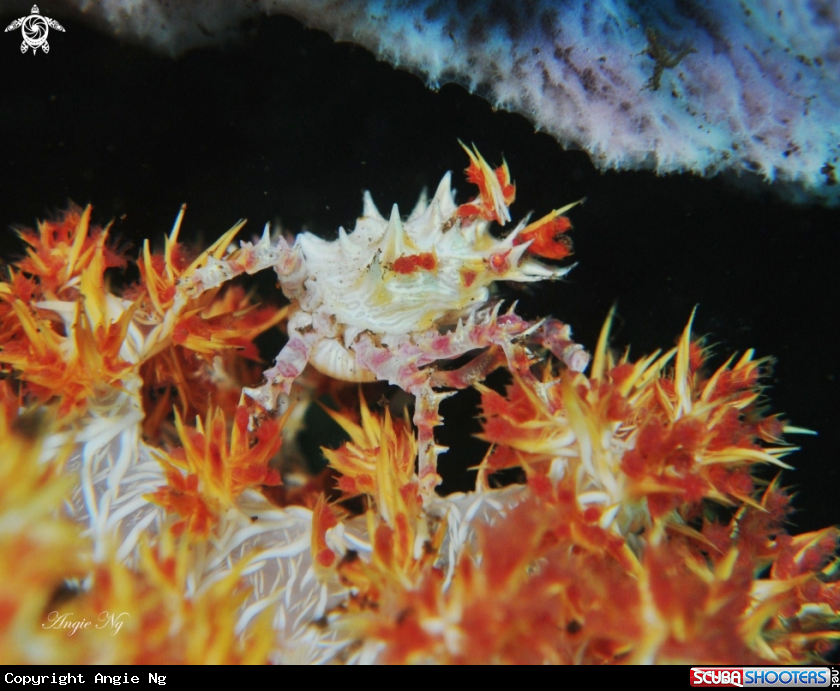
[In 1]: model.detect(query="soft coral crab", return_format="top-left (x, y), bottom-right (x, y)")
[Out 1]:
top-left (181, 144), bottom-right (588, 495)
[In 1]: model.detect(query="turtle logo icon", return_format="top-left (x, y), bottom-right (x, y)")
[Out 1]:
top-left (5, 5), bottom-right (65, 54)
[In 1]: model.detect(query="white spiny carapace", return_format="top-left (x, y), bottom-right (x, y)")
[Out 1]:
top-left (184, 143), bottom-right (589, 494)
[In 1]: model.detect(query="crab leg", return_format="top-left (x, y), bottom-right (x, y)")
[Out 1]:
top-left (175, 224), bottom-right (303, 309)
top-left (412, 380), bottom-right (455, 497)
top-left (242, 311), bottom-right (322, 411)
top-left (412, 303), bottom-right (535, 369)
top-left (539, 318), bottom-right (590, 373)
top-left (349, 333), bottom-right (441, 495)
top-left (351, 303), bottom-right (557, 498)
top-left (429, 347), bottom-right (507, 389)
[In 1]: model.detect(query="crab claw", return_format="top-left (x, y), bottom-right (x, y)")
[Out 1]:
top-left (514, 201), bottom-right (582, 260)
top-left (457, 141), bottom-right (515, 224)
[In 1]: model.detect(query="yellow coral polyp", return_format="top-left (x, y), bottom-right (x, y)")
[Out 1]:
top-left (479, 308), bottom-right (799, 538)
top-left (14, 205), bottom-right (126, 298)
top-left (149, 405), bottom-right (283, 537)
top-left (318, 398), bottom-right (434, 586)
top-left (322, 395), bottom-right (417, 510)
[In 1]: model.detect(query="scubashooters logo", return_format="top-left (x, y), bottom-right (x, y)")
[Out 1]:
top-left (690, 667), bottom-right (832, 688)
top-left (5, 5), bottom-right (65, 54)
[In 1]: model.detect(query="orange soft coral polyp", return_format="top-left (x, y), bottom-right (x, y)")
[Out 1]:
top-left (149, 404), bottom-right (283, 538)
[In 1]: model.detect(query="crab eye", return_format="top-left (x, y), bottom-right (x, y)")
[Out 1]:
top-left (489, 251), bottom-right (510, 273)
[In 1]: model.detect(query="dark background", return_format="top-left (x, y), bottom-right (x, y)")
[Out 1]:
top-left (0, 13), bottom-right (837, 531)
